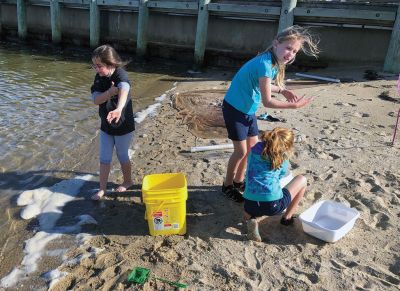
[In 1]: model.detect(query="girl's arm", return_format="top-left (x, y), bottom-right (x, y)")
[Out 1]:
top-left (106, 82), bottom-right (130, 124)
top-left (271, 84), bottom-right (298, 103)
top-left (92, 85), bottom-right (118, 105)
top-left (259, 77), bottom-right (313, 109)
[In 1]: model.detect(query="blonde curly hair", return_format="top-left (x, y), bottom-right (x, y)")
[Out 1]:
top-left (261, 127), bottom-right (294, 170)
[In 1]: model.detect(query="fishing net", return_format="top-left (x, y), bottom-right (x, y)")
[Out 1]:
top-left (173, 89), bottom-right (228, 139)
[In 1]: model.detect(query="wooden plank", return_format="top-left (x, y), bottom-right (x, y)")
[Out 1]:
top-left (384, 4), bottom-right (400, 73)
top-left (294, 7), bottom-right (396, 21)
top-left (59, 0), bottom-right (90, 4)
top-left (0, 4), bottom-right (2, 35)
top-left (90, 0), bottom-right (100, 48)
top-left (147, 1), bottom-right (197, 10)
top-left (298, 0), bottom-right (398, 4)
top-left (194, 0), bottom-right (211, 68)
top-left (279, 0), bottom-right (297, 32)
top-left (208, 3), bottom-right (281, 16)
top-left (136, 0), bottom-right (149, 57)
top-left (50, 0), bottom-right (61, 43)
top-left (97, 0), bottom-right (139, 8)
top-left (17, 0), bottom-right (27, 39)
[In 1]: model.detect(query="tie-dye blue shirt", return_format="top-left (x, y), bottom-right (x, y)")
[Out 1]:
top-left (243, 142), bottom-right (289, 202)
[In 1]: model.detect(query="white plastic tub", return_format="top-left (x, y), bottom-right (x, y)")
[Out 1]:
top-left (299, 200), bottom-right (360, 243)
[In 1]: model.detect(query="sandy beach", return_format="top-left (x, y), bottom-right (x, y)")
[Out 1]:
top-left (4, 65), bottom-right (400, 290)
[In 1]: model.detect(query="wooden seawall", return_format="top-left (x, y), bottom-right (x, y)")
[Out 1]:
top-left (0, 0), bottom-right (399, 72)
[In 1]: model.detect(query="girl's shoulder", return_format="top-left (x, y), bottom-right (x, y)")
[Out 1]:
top-left (257, 51), bottom-right (273, 64)
top-left (112, 67), bottom-right (130, 83)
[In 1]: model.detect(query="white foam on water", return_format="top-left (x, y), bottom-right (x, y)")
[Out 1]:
top-left (134, 103), bottom-right (161, 124)
top-left (134, 86), bottom-right (176, 124)
top-left (46, 249), bottom-right (69, 257)
top-left (0, 174), bottom-right (96, 289)
top-left (155, 93), bottom-right (167, 102)
top-left (42, 269), bottom-right (68, 290)
top-left (128, 149), bottom-right (136, 160)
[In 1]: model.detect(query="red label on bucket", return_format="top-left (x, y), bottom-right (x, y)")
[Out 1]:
top-left (152, 211), bottom-right (163, 217)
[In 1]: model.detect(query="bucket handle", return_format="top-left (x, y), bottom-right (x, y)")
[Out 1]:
top-left (155, 200), bottom-right (166, 212)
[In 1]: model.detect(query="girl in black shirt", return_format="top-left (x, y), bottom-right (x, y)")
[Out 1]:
top-left (90, 45), bottom-right (135, 200)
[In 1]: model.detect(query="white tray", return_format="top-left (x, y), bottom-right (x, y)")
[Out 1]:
top-left (299, 200), bottom-right (360, 243)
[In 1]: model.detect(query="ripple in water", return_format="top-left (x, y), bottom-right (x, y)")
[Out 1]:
top-left (0, 43), bottom-right (183, 181)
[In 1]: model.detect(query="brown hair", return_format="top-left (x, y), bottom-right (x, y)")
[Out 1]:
top-left (261, 127), bottom-right (294, 170)
top-left (92, 44), bottom-right (125, 68)
top-left (264, 25), bottom-right (320, 89)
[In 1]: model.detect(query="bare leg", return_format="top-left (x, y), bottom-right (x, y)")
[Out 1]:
top-left (92, 163), bottom-right (111, 200)
top-left (234, 135), bottom-right (258, 183)
top-left (116, 161), bottom-right (133, 192)
top-left (224, 140), bottom-right (247, 186)
top-left (283, 175), bottom-right (307, 219)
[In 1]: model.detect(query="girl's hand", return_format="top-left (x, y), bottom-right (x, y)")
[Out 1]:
top-left (282, 89), bottom-right (299, 103)
top-left (108, 82), bottom-right (119, 98)
top-left (107, 109), bottom-right (122, 124)
top-left (294, 96), bottom-right (314, 108)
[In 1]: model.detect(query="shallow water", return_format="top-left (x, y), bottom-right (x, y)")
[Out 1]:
top-left (0, 42), bottom-right (183, 177)
top-left (0, 41), bottom-right (187, 281)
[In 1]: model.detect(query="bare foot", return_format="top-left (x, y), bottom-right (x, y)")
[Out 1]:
top-left (91, 190), bottom-right (105, 200)
top-left (115, 183), bottom-right (133, 192)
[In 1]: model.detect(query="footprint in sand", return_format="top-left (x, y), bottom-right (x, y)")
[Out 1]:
top-left (291, 161), bottom-right (300, 169)
top-left (334, 102), bottom-right (357, 107)
top-left (309, 191), bottom-right (323, 201)
top-left (318, 167), bottom-right (338, 181)
top-left (349, 172), bottom-right (395, 230)
top-left (355, 262), bottom-right (400, 287)
top-left (244, 248), bottom-right (262, 270)
top-left (344, 111), bottom-right (369, 118)
top-left (215, 264), bottom-right (261, 289)
top-left (320, 125), bottom-right (336, 135)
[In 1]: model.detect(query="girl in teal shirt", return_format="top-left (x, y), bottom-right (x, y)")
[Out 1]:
top-left (222, 26), bottom-right (319, 203)
top-left (243, 127), bottom-right (307, 242)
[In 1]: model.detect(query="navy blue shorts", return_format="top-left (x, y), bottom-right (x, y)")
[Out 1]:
top-left (244, 188), bottom-right (292, 217)
top-left (222, 100), bottom-right (258, 141)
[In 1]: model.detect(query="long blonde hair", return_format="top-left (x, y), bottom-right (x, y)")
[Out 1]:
top-left (261, 127), bottom-right (294, 170)
top-left (264, 25), bottom-right (320, 89)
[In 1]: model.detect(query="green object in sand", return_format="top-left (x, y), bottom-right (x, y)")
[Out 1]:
top-left (127, 267), bottom-right (188, 288)
top-left (127, 267), bottom-right (150, 285)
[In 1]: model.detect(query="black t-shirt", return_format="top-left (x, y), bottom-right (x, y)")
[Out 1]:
top-left (91, 67), bottom-right (135, 135)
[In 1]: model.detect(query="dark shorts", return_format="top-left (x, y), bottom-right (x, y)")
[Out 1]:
top-left (222, 100), bottom-right (258, 141)
top-left (244, 188), bottom-right (292, 218)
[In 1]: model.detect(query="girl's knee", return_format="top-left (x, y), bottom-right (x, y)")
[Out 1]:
top-left (233, 148), bottom-right (247, 159)
top-left (116, 154), bottom-right (130, 164)
top-left (100, 159), bottom-right (111, 165)
top-left (296, 175), bottom-right (307, 187)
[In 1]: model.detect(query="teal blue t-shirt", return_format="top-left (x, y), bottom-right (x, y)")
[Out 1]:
top-left (224, 52), bottom-right (278, 115)
top-left (243, 142), bottom-right (289, 202)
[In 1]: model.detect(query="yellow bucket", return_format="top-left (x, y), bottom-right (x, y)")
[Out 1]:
top-left (142, 172), bottom-right (187, 236)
